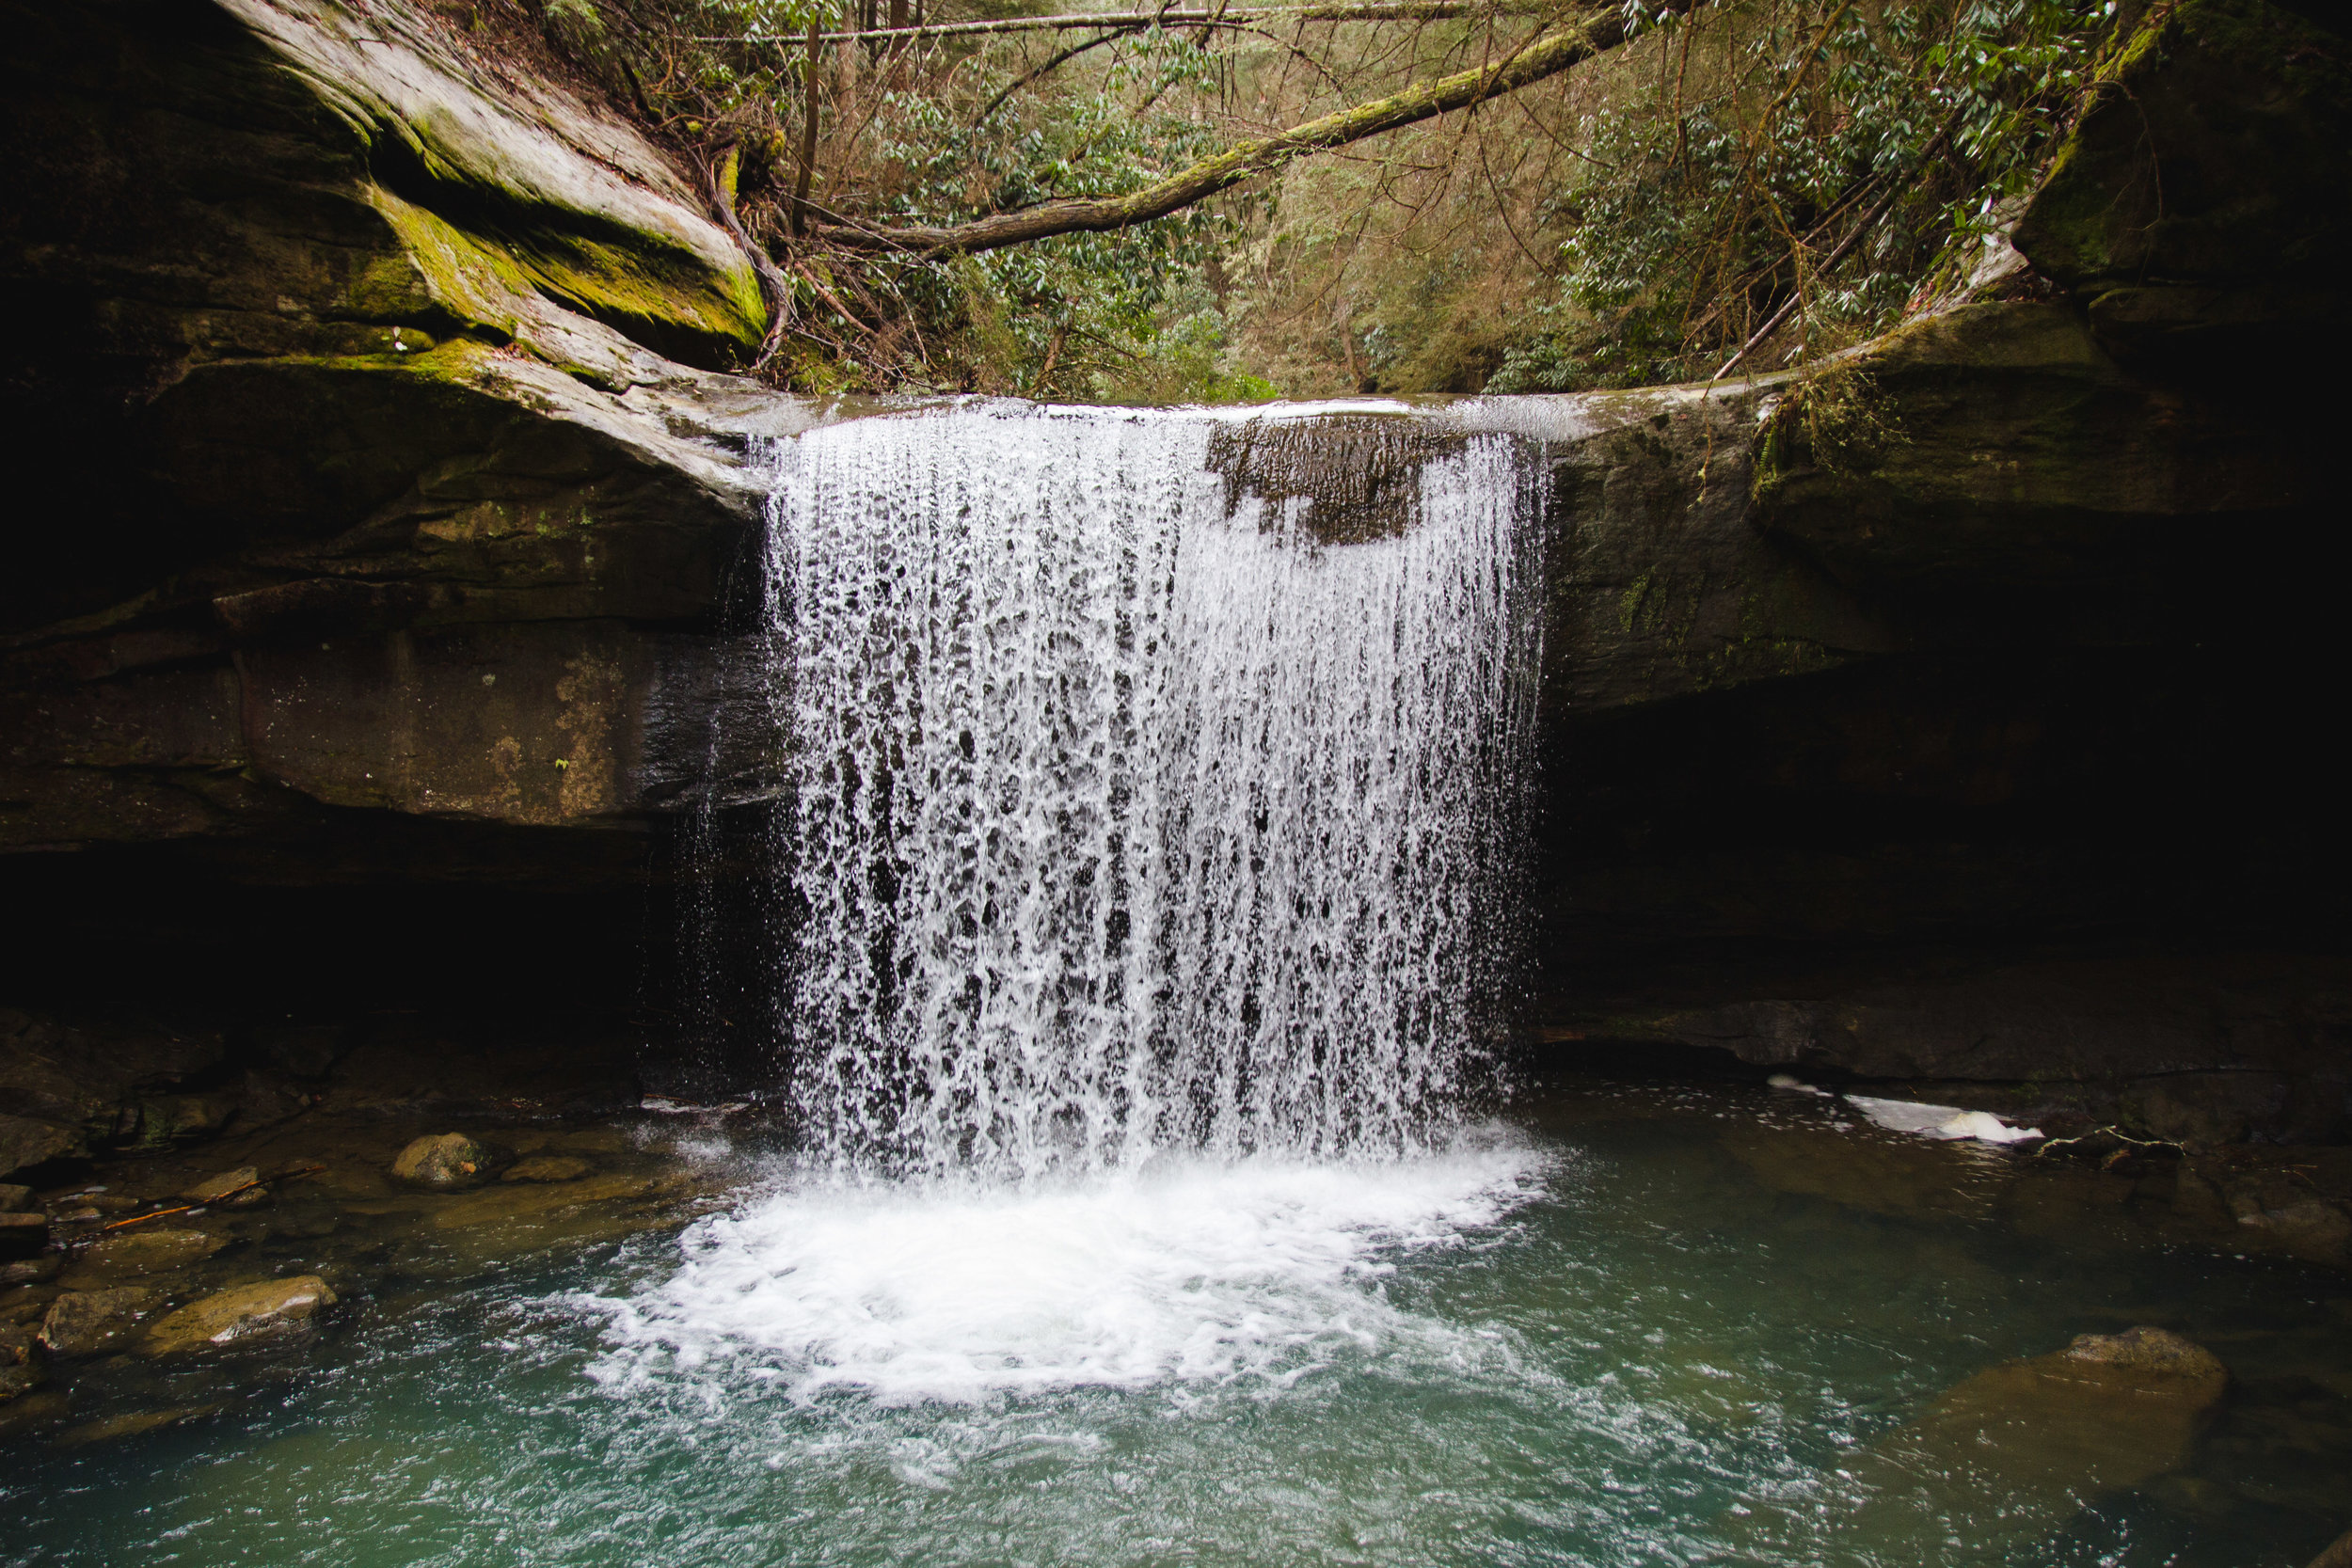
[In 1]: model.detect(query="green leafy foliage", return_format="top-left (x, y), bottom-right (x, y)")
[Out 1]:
top-left (1487, 0), bottom-right (2118, 390)
top-left (469, 0), bottom-right (2117, 399)
top-left (855, 34), bottom-right (1255, 396)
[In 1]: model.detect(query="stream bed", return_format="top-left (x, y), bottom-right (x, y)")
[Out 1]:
top-left (5, 1079), bottom-right (2347, 1566)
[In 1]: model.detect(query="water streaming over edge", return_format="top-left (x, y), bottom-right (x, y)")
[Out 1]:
top-left (764, 402), bottom-right (1544, 1180)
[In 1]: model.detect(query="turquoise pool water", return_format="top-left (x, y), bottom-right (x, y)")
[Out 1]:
top-left (6, 1083), bottom-right (2346, 1566)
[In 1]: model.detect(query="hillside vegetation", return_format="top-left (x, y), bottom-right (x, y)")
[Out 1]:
top-left (446, 0), bottom-right (2121, 398)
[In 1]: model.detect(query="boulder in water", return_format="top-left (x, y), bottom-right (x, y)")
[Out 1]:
top-left (39, 1287), bottom-right (164, 1357)
top-left (391, 1133), bottom-right (500, 1189)
top-left (1870, 1326), bottom-right (2227, 1518)
top-left (1733, 1324), bottom-right (2231, 1555)
top-left (142, 1276), bottom-right (336, 1356)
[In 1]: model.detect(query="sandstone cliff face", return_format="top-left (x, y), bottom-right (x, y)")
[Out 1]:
top-left (2, 0), bottom-right (2347, 1164)
top-left (1526, 0), bottom-right (2352, 1137)
top-left (2, 0), bottom-right (792, 859)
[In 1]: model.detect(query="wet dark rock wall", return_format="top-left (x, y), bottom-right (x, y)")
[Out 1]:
top-left (1529, 0), bottom-right (2352, 1141)
top-left (4, 0), bottom-right (2349, 1178)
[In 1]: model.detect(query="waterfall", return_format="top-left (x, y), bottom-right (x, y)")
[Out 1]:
top-left (761, 402), bottom-right (1542, 1180)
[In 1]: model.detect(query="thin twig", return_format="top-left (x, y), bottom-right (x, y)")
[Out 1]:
top-left (99, 1166), bottom-right (327, 1231)
top-left (974, 26), bottom-right (1150, 128)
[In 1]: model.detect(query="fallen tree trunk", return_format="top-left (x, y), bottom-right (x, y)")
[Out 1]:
top-left (817, 2), bottom-right (1677, 257)
top-left (713, 2), bottom-right (1563, 45)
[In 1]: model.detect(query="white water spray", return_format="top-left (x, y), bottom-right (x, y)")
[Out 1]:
top-left (764, 401), bottom-right (1542, 1180)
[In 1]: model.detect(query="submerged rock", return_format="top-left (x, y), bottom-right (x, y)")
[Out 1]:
top-left (142, 1276), bottom-right (336, 1356)
top-left (0, 1257), bottom-right (61, 1287)
top-left (0, 1322), bottom-right (44, 1402)
top-left (38, 1288), bottom-right (164, 1358)
top-left (0, 1283), bottom-right (61, 1327)
top-left (1866, 1326), bottom-right (2227, 1534)
top-left (66, 1228), bottom-right (227, 1282)
top-left (0, 1388), bottom-right (68, 1438)
top-left (1720, 1122), bottom-right (2001, 1221)
top-left (180, 1168), bottom-right (267, 1207)
top-left (55, 1402), bottom-right (228, 1449)
top-left (2236, 1199), bottom-right (2352, 1268)
top-left (391, 1134), bottom-right (500, 1190)
top-left (2062, 1325), bottom-right (2227, 1379)
top-left (1729, 1324), bottom-right (2231, 1553)
top-left (0, 1183), bottom-right (30, 1212)
top-left (501, 1154), bottom-right (593, 1184)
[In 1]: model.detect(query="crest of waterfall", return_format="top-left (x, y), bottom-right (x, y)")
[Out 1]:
top-left (764, 403), bottom-right (1542, 1180)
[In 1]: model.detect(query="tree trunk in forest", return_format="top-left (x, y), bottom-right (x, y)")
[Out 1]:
top-left (791, 13), bottom-right (820, 238)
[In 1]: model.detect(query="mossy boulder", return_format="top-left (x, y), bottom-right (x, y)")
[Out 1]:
top-left (391, 1132), bottom-right (501, 1189)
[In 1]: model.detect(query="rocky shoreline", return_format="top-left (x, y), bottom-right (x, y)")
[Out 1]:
top-left (3, 1087), bottom-right (739, 1445)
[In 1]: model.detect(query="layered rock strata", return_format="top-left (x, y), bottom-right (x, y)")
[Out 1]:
top-left (2, 0), bottom-right (2347, 1162)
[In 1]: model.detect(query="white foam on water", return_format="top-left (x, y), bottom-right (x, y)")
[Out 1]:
top-left (582, 1139), bottom-right (1544, 1409)
top-left (1844, 1094), bottom-right (2042, 1144)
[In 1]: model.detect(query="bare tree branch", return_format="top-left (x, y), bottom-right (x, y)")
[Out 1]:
top-left (706, 2), bottom-right (1562, 45)
top-left (818, 5), bottom-right (1676, 258)
top-left (973, 24), bottom-right (1149, 128)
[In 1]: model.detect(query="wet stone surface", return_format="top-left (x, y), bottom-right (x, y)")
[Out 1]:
top-left (0, 1103), bottom-right (736, 1449)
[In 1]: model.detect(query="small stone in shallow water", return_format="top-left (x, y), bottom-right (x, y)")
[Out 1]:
top-left (391, 1133), bottom-right (500, 1190)
top-left (39, 1287), bottom-right (164, 1358)
top-left (0, 1257), bottom-right (61, 1286)
top-left (501, 1154), bottom-right (593, 1183)
top-left (142, 1275), bottom-right (335, 1356)
top-left (0, 1183), bottom-right (31, 1212)
top-left (69, 1196), bottom-right (140, 1215)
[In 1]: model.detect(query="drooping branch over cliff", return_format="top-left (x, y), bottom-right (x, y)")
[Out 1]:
top-left (810, 5), bottom-right (1672, 258)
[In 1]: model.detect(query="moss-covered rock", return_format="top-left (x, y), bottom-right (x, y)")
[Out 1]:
top-left (141, 1274), bottom-right (335, 1355)
top-left (1485, 387), bottom-right (1891, 717)
top-left (2010, 0), bottom-right (2352, 372)
top-left (390, 1132), bottom-right (501, 1189)
top-left (0, 0), bottom-right (799, 849)
top-left (1747, 301), bottom-right (2321, 598)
